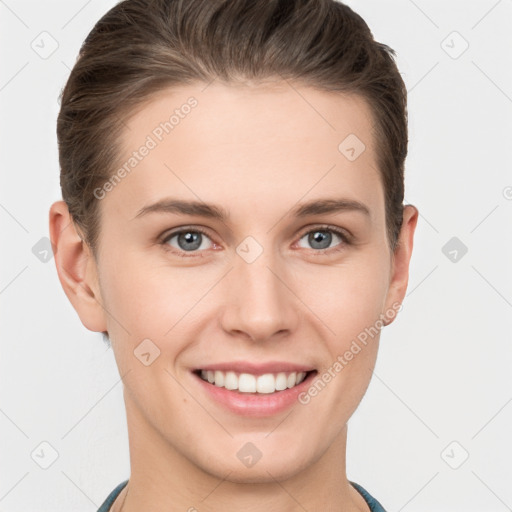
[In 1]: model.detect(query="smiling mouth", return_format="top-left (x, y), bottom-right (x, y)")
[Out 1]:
top-left (193, 369), bottom-right (317, 394)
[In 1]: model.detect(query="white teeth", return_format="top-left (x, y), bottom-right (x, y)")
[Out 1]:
top-left (256, 373), bottom-right (275, 394)
top-left (198, 369), bottom-right (309, 393)
top-left (239, 373), bottom-right (256, 392)
top-left (214, 370), bottom-right (224, 387)
top-left (224, 371), bottom-right (238, 390)
top-left (275, 373), bottom-right (288, 391)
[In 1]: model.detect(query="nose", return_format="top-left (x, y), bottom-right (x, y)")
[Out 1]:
top-left (219, 247), bottom-right (300, 343)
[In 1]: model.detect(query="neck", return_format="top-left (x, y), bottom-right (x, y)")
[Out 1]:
top-left (118, 393), bottom-right (369, 512)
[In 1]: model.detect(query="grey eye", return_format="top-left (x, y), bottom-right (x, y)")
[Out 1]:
top-left (297, 229), bottom-right (343, 250)
top-left (166, 231), bottom-right (213, 252)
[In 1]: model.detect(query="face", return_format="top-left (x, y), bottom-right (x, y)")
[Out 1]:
top-left (58, 80), bottom-right (416, 483)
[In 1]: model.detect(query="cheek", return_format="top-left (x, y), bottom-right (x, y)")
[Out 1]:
top-left (99, 257), bottom-right (207, 404)
top-left (297, 252), bottom-right (390, 340)
top-left (100, 253), bottom-right (211, 335)
top-left (297, 262), bottom-right (388, 424)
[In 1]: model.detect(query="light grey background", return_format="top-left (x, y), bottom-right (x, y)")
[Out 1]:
top-left (1, 0), bottom-right (511, 510)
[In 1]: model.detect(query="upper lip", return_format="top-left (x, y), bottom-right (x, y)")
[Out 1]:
top-left (195, 361), bottom-right (316, 375)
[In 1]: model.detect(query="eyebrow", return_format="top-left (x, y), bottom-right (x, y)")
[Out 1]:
top-left (133, 197), bottom-right (370, 221)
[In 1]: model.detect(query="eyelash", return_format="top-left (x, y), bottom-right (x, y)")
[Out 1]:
top-left (160, 225), bottom-right (351, 258)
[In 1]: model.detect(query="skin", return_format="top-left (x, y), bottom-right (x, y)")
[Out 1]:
top-left (49, 79), bottom-right (418, 512)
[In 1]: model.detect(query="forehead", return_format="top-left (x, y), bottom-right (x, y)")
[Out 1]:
top-left (103, 80), bottom-right (384, 223)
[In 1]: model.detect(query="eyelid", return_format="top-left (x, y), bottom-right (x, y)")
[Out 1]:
top-left (161, 225), bottom-right (213, 242)
top-left (295, 224), bottom-right (352, 243)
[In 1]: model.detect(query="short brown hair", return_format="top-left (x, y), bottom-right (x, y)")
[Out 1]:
top-left (57, 0), bottom-right (407, 255)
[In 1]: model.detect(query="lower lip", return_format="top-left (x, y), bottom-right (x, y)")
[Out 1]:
top-left (192, 371), bottom-right (317, 417)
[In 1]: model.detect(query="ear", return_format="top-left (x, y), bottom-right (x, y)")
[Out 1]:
top-left (49, 200), bottom-right (108, 333)
top-left (383, 204), bottom-right (419, 325)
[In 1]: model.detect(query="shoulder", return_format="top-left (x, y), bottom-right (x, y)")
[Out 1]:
top-left (350, 481), bottom-right (388, 512)
top-left (97, 480), bottom-right (129, 512)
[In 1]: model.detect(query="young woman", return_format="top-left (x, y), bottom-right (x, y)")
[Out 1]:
top-left (49, 0), bottom-right (418, 510)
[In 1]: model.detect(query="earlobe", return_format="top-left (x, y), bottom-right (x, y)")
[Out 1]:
top-left (49, 200), bottom-right (107, 333)
top-left (383, 204), bottom-right (419, 325)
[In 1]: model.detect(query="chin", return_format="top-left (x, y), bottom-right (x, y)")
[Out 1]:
top-left (196, 445), bottom-right (314, 485)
